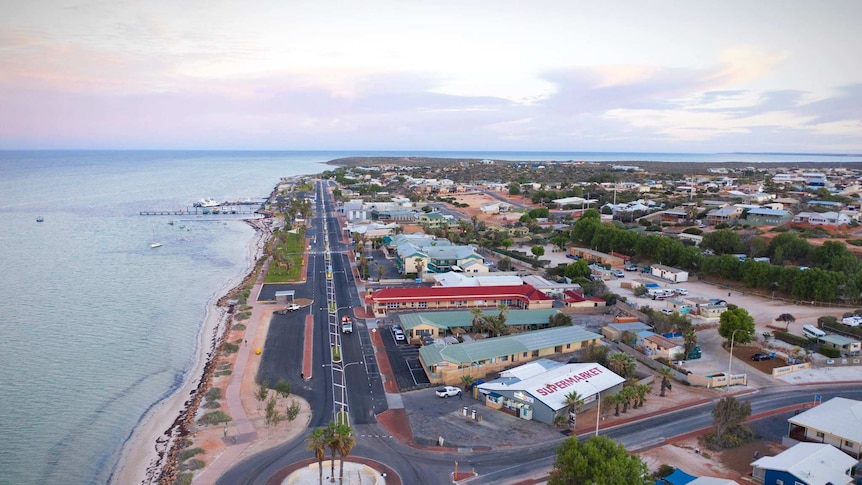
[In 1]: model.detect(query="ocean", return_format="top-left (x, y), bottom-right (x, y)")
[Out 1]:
top-left (0, 149), bottom-right (855, 485)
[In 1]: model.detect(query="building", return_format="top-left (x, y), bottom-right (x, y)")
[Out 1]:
top-left (750, 442), bottom-right (856, 485)
top-left (818, 334), bottom-right (861, 356)
top-left (641, 333), bottom-right (685, 360)
top-left (388, 235), bottom-right (485, 275)
top-left (793, 211), bottom-right (851, 226)
top-left (416, 211), bottom-right (457, 229)
top-left (476, 359), bottom-right (624, 425)
top-left (787, 397), bottom-right (862, 458)
top-left (367, 284), bottom-right (554, 317)
top-left (601, 322), bottom-right (651, 342)
top-left (567, 247), bottom-right (625, 267)
top-left (745, 208), bottom-right (793, 226)
top-left (562, 290), bottom-right (606, 308)
top-left (651, 264), bottom-right (689, 283)
top-left (397, 309), bottom-right (563, 340)
top-left (419, 327), bottom-right (603, 386)
top-left (431, 272), bottom-right (523, 287)
top-left (706, 206), bottom-right (743, 225)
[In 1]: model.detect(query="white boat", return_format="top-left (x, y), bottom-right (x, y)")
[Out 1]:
top-left (36, 216), bottom-right (44, 222)
top-left (150, 227), bottom-right (162, 248)
top-left (194, 198), bottom-right (220, 208)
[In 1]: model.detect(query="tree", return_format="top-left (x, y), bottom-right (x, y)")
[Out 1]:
top-left (718, 307), bottom-right (756, 345)
top-left (469, 307), bottom-right (485, 333)
top-left (610, 393), bottom-right (626, 416)
top-left (619, 386), bottom-right (636, 413)
top-left (682, 328), bottom-right (698, 358)
top-left (256, 380), bottom-right (270, 404)
top-left (333, 424), bottom-right (355, 484)
top-left (460, 374), bottom-right (475, 392)
top-left (497, 257), bottom-right (513, 271)
top-left (264, 394), bottom-right (282, 427)
top-left (657, 367), bottom-right (673, 397)
top-left (508, 184), bottom-right (521, 195)
top-left (607, 352), bottom-right (636, 378)
top-left (324, 421), bottom-right (340, 482)
top-left (713, 396), bottom-right (751, 437)
top-left (548, 435), bottom-right (650, 485)
top-left (776, 313), bottom-right (796, 332)
top-left (306, 428), bottom-right (327, 485)
top-left (634, 383), bottom-right (651, 408)
top-left (501, 239), bottom-right (513, 250)
top-left (375, 263), bottom-right (385, 281)
top-left (549, 312), bottom-right (572, 327)
top-left (531, 245), bottom-right (545, 259)
top-left (563, 391), bottom-right (584, 428)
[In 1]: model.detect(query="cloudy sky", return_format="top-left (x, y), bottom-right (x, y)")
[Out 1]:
top-left (1, 0), bottom-right (860, 152)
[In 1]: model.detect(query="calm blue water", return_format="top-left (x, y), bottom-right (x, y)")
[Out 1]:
top-left (0, 149), bottom-right (855, 485)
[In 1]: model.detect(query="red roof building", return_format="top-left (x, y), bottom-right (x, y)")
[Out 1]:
top-left (366, 284), bottom-right (553, 317)
top-left (563, 290), bottom-right (606, 308)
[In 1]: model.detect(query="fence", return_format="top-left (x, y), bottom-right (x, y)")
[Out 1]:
top-left (771, 362), bottom-right (812, 378)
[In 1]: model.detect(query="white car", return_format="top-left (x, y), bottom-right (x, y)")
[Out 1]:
top-left (661, 308), bottom-right (674, 315)
top-left (435, 386), bottom-right (461, 398)
top-left (674, 288), bottom-right (688, 295)
top-left (393, 328), bottom-right (406, 342)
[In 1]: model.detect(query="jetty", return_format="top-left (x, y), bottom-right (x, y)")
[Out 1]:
top-left (139, 207), bottom-right (260, 216)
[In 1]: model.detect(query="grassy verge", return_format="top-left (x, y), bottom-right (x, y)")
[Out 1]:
top-left (265, 230), bottom-right (305, 282)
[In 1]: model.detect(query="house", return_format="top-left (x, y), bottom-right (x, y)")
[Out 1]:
top-left (793, 211), bottom-right (851, 226)
top-left (706, 206), bottom-right (743, 225)
top-left (562, 290), bottom-right (606, 308)
top-left (417, 211), bottom-right (457, 229)
top-left (818, 334), bottom-right (861, 356)
top-left (787, 397), bottom-right (862, 458)
top-left (601, 322), bottom-right (651, 342)
top-left (419, 327), bottom-right (604, 386)
top-left (751, 442), bottom-right (856, 485)
top-left (745, 208), bottom-right (793, 226)
top-left (651, 264), bottom-right (689, 283)
top-left (367, 284), bottom-right (554, 317)
top-left (567, 247), bottom-right (625, 267)
top-left (641, 333), bottom-right (685, 360)
top-left (475, 359), bottom-right (624, 425)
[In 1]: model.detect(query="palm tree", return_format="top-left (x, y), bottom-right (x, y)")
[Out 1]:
top-left (306, 427), bottom-right (327, 485)
top-left (683, 328), bottom-right (698, 357)
top-left (607, 352), bottom-right (636, 378)
top-left (469, 307), bottom-right (485, 333)
top-left (620, 386), bottom-right (636, 413)
top-left (334, 424), bottom-right (355, 485)
top-left (776, 313), bottom-right (796, 332)
top-left (460, 374), bottom-right (475, 393)
top-left (610, 393), bottom-right (625, 416)
top-left (324, 421), bottom-right (340, 482)
top-left (635, 383), bottom-right (651, 408)
top-left (563, 391), bottom-right (584, 429)
top-left (657, 367), bottom-right (673, 397)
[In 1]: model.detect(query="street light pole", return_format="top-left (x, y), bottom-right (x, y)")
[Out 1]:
top-left (323, 361), bottom-right (364, 420)
top-left (727, 328), bottom-right (743, 391)
top-left (584, 380), bottom-right (601, 437)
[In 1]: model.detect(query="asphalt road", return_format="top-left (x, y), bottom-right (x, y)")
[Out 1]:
top-left (218, 180), bottom-right (862, 485)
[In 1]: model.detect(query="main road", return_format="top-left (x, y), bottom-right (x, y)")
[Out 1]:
top-left (218, 180), bottom-right (862, 484)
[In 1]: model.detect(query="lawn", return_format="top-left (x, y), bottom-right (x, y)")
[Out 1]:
top-left (265, 230), bottom-right (305, 282)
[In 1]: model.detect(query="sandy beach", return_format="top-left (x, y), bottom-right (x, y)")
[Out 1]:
top-left (111, 217), bottom-right (272, 485)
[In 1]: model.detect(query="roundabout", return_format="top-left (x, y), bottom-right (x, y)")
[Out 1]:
top-left (265, 457), bottom-right (401, 485)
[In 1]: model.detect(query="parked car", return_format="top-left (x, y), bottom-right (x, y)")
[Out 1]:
top-left (661, 308), bottom-right (674, 315)
top-left (393, 328), bottom-right (406, 342)
top-left (435, 386), bottom-right (462, 398)
top-left (751, 352), bottom-right (776, 361)
top-left (625, 264), bottom-right (638, 271)
top-left (612, 270), bottom-right (625, 278)
top-left (674, 288), bottom-right (688, 295)
top-left (277, 303), bottom-right (302, 314)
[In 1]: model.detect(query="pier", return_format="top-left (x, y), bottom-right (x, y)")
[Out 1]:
top-left (139, 207), bottom-right (261, 216)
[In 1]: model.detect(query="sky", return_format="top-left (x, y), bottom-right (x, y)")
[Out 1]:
top-left (1, 0), bottom-right (860, 152)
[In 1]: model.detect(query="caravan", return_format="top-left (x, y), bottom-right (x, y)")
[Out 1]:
top-left (802, 325), bottom-right (826, 339)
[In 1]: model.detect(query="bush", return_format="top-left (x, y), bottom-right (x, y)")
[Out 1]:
top-left (202, 400), bottom-right (221, 409)
top-left (197, 411), bottom-right (232, 426)
top-left (702, 425), bottom-right (754, 450)
top-left (205, 387), bottom-right (222, 401)
top-left (232, 323), bottom-right (246, 331)
top-left (774, 331), bottom-right (809, 347)
top-left (235, 311), bottom-right (252, 320)
top-left (179, 458), bottom-right (205, 471)
top-left (176, 473), bottom-right (193, 485)
top-left (654, 464), bottom-right (675, 478)
top-left (819, 346), bottom-right (841, 358)
top-left (179, 447), bottom-right (204, 461)
top-left (221, 342), bottom-right (239, 354)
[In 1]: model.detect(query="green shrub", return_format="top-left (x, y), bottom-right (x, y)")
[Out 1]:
top-left (235, 311), bottom-right (252, 320)
top-left (774, 331), bottom-right (809, 347)
top-left (179, 458), bottom-right (205, 471)
top-left (176, 472), bottom-right (193, 485)
top-left (654, 464), bottom-right (675, 478)
top-left (197, 411), bottom-right (232, 426)
top-left (232, 324), bottom-right (246, 331)
top-left (202, 400), bottom-right (221, 409)
top-left (819, 346), bottom-right (841, 358)
top-left (205, 387), bottom-right (222, 401)
top-left (221, 342), bottom-right (239, 354)
top-left (179, 447), bottom-right (204, 461)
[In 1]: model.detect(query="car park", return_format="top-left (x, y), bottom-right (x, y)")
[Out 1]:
top-left (435, 386), bottom-right (462, 398)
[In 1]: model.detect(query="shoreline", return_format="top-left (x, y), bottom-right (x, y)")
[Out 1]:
top-left (111, 216), bottom-right (272, 485)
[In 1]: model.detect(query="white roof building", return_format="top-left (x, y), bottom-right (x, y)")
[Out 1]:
top-left (787, 397), bottom-right (862, 458)
top-left (751, 442), bottom-right (856, 485)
